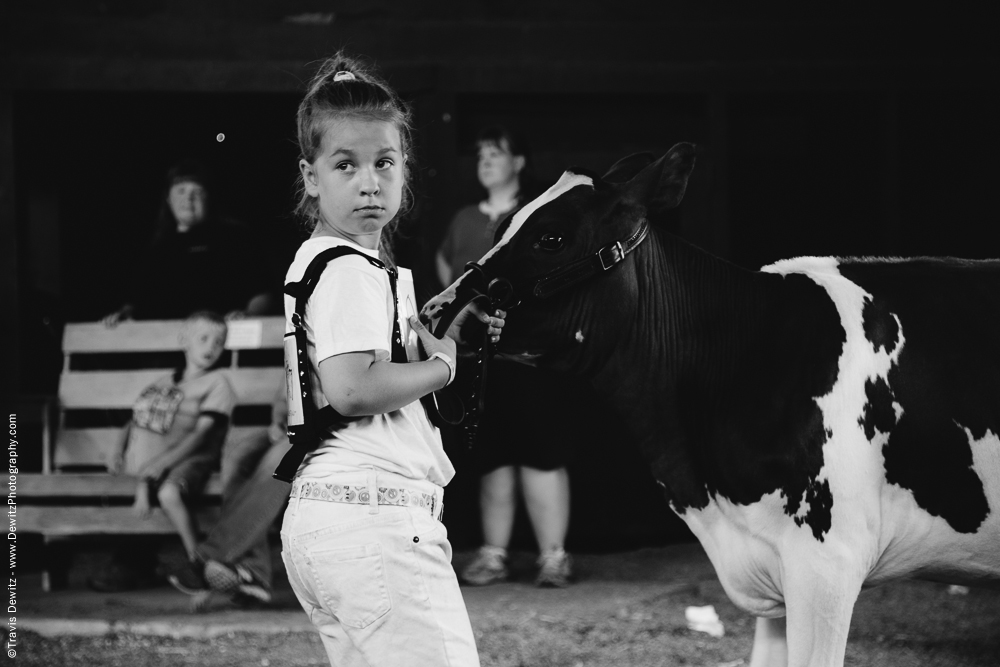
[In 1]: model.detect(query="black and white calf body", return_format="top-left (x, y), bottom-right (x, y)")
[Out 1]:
top-left (422, 144), bottom-right (1000, 667)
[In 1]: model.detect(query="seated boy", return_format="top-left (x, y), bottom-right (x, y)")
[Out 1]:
top-left (106, 311), bottom-right (235, 574)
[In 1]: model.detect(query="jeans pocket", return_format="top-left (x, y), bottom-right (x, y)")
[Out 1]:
top-left (305, 542), bottom-right (391, 629)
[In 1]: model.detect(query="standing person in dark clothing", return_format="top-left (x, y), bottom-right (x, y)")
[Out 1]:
top-left (437, 126), bottom-right (579, 588)
top-left (103, 160), bottom-right (279, 325)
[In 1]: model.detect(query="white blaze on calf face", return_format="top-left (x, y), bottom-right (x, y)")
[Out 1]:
top-left (478, 171), bottom-right (594, 264)
top-left (421, 171), bottom-right (594, 328)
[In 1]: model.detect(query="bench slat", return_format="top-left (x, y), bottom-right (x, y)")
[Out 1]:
top-left (60, 368), bottom-right (283, 408)
top-left (20, 473), bottom-right (224, 497)
top-left (63, 318), bottom-right (285, 352)
top-left (20, 505), bottom-right (222, 536)
top-left (55, 428), bottom-right (119, 467)
top-left (54, 426), bottom-right (270, 468)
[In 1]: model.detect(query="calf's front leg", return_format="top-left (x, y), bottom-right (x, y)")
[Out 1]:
top-left (749, 616), bottom-right (787, 667)
top-left (782, 558), bottom-right (862, 667)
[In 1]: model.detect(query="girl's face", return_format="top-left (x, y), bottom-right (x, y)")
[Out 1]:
top-left (477, 139), bottom-right (525, 192)
top-left (168, 180), bottom-right (207, 230)
top-left (300, 117), bottom-right (404, 247)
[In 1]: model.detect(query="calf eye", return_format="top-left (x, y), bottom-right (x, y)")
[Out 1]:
top-left (536, 233), bottom-right (564, 252)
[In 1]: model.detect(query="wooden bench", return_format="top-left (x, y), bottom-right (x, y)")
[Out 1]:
top-left (20, 317), bottom-right (285, 590)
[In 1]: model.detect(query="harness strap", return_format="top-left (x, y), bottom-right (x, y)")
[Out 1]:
top-left (273, 246), bottom-right (407, 483)
top-left (528, 222), bottom-right (648, 301)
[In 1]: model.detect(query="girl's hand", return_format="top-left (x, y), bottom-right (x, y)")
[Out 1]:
top-left (409, 316), bottom-right (457, 361)
top-left (485, 308), bottom-right (506, 344)
top-left (447, 304), bottom-right (506, 346)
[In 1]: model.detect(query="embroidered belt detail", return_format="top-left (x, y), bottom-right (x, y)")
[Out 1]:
top-left (291, 479), bottom-right (440, 518)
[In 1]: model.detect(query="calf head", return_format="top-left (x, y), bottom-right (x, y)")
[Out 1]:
top-left (423, 142), bottom-right (696, 375)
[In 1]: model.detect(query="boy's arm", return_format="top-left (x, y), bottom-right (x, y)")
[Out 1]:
top-left (108, 422), bottom-right (132, 475)
top-left (135, 415), bottom-right (222, 480)
top-left (268, 388), bottom-right (288, 444)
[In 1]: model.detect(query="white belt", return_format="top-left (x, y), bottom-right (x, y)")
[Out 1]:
top-left (290, 478), bottom-right (443, 520)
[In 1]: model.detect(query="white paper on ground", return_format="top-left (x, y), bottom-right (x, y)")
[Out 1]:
top-left (685, 604), bottom-right (725, 638)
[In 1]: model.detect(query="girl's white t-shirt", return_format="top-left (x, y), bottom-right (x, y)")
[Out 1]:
top-left (284, 236), bottom-right (455, 487)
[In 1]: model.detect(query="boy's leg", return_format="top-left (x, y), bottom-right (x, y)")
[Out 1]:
top-left (197, 434), bottom-right (290, 576)
top-left (219, 428), bottom-right (271, 496)
top-left (157, 481), bottom-right (200, 560)
top-left (132, 479), bottom-right (153, 518)
top-left (160, 454), bottom-right (215, 562)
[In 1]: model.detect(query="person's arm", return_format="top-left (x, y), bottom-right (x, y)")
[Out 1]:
top-left (107, 422), bottom-right (132, 474)
top-left (317, 317), bottom-right (456, 417)
top-left (268, 387), bottom-right (288, 444)
top-left (101, 303), bottom-right (135, 328)
top-left (136, 414), bottom-right (220, 480)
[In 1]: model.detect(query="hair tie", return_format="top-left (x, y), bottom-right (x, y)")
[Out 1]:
top-left (333, 70), bottom-right (356, 82)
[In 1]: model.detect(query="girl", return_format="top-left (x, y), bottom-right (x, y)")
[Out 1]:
top-left (280, 53), bottom-right (503, 666)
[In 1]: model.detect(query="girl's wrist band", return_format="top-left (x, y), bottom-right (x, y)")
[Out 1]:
top-left (429, 352), bottom-right (456, 387)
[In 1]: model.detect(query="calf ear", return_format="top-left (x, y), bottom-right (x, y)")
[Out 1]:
top-left (603, 152), bottom-right (656, 183)
top-left (626, 142), bottom-right (697, 214)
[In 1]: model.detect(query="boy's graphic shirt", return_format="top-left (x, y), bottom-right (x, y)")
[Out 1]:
top-left (123, 370), bottom-right (236, 475)
top-left (132, 385), bottom-right (185, 434)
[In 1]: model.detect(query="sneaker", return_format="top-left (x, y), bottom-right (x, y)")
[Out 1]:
top-left (167, 559), bottom-right (207, 595)
top-left (461, 545), bottom-right (508, 586)
top-left (535, 547), bottom-right (572, 588)
top-left (204, 560), bottom-right (272, 603)
top-left (203, 559), bottom-right (241, 594)
top-left (234, 565), bottom-right (272, 604)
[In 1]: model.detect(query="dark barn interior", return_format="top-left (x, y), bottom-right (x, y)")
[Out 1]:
top-left (3, 2), bottom-right (1000, 557)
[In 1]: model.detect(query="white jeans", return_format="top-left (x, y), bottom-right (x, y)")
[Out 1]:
top-left (280, 472), bottom-right (480, 667)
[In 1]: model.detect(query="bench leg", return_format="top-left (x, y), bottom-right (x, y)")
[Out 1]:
top-left (41, 536), bottom-right (73, 592)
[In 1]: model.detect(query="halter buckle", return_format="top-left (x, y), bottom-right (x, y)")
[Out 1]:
top-left (598, 241), bottom-right (624, 271)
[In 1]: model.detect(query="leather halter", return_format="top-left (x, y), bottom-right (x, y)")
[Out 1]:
top-left (423, 219), bottom-right (649, 442)
top-left (464, 219), bottom-right (650, 311)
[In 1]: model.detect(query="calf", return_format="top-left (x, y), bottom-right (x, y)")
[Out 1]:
top-left (423, 144), bottom-right (1000, 667)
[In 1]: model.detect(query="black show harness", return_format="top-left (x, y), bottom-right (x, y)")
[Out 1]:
top-left (427, 220), bottom-right (649, 441)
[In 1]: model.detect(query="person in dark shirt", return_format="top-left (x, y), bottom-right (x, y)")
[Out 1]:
top-left (437, 127), bottom-right (577, 588)
top-left (103, 161), bottom-right (278, 325)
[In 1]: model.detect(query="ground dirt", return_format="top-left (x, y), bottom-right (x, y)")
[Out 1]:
top-left (18, 544), bottom-right (1000, 667)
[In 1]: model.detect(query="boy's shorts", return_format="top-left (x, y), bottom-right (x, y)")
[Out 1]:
top-left (160, 452), bottom-right (215, 498)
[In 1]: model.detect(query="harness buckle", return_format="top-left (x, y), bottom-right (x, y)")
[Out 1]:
top-left (598, 241), bottom-right (624, 271)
